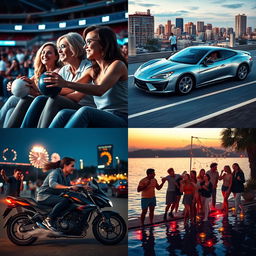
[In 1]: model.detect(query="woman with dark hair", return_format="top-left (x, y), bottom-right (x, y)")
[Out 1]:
top-left (190, 170), bottom-right (198, 222)
top-left (46, 25), bottom-right (128, 128)
top-left (36, 157), bottom-right (78, 232)
top-left (2, 58), bottom-right (25, 99)
top-left (231, 163), bottom-right (245, 214)
top-left (199, 174), bottom-right (213, 221)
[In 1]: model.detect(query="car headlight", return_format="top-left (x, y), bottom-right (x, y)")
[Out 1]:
top-left (151, 72), bottom-right (174, 79)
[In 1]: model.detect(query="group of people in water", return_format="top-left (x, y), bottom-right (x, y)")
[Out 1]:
top-left (137, 162), bottom-right (245, 226)
top-left (0, 25), bottom-right (127, 128)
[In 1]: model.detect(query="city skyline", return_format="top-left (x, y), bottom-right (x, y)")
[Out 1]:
top-left (129, 0), bottom-right (256, 29)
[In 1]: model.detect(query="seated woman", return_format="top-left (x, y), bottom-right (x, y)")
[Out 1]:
top-left (2, 58), bottom-right (26, 99)
top-left (21, 32), bottom-right (95, 128)
top-left (0, 42), bottom-right (61, 128)
top-left (46, 25), bottom-right (127, 128)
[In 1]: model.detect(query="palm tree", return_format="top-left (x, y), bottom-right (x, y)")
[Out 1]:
top-left (221, 128), bottom-right (256, 179)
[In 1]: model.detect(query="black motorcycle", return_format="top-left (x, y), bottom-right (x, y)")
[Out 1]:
top-left (3, 179), bottom-right (127, 246)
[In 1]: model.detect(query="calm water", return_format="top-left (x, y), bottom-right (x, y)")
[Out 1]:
top-left (129, 158), bottom-right (250, 219)
top-left (129, 204), bottom-right (256, 256)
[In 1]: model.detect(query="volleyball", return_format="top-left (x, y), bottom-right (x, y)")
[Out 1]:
top-left (11, 78), bottom-right (30, 98)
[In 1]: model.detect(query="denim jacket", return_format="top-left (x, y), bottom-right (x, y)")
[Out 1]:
top-left (37, 168), bottom-right (71, 201)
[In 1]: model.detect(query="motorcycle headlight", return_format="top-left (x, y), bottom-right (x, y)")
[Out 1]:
top-left (108, 200), bottom-right (113, 207)
top-left (151, 72), bottom-right (174, 79)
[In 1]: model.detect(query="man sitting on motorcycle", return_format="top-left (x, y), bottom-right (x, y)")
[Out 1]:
top-left (37, 157), bottom-right (78, 232)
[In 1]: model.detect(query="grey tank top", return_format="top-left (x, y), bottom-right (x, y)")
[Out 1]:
top-left (93, 79), bottom-right (127, 114)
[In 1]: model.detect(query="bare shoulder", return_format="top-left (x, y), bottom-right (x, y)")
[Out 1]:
top-left (109, 60), bottom-right (127, 70)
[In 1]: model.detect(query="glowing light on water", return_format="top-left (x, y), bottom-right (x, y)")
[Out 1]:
top-left (218, 227), bottom-right (224, 232)
top-left (199, 232), bottom-right (206, 238)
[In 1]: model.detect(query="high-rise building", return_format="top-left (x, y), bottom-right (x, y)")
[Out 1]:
top-left (172, 27), bottom-right (182, 36)
top-left (185, 22), bottom-right (196, 35)
top-left (197, 21), bottom-right (204, 33)
top-left (205, 29), bottom-right (212, 41)
top-left (165, 20), bottom-right (172, 37)
top-left (235, 14), bottom-right (247, 38)
top-left (176, 18), bottom-right (184, 33)
top-left (206, 24), bottom-right (212, 30)
top-left (227, 27), bottom-right (234, 35)
top-left (220, 27), bottom-right (226, 36)
top-left (129, 9), bottom-right (154, 47)
top-left (247, 27), bottom-right (252, 35)
top-left (157, 24), bottom-right (165, 36)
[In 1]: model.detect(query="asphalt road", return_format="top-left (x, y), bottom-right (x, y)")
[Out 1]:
top-left (0, 192), bottom-right (127, 256)
top-left (128, 50), bottom-right (256, 127)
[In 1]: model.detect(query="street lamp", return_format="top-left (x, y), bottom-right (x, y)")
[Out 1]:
top-left (79, 159), bottom-right (84, 170)
top-left (115, 156), bottom-right (120, 172)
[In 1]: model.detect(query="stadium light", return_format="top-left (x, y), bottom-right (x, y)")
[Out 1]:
top-left (0, 41), bottom-right (16, 46)
top-left (78, 20), bottom-right (86, 26)
top-left (102, 16), bottom-right (110, 22)
top-left (38, 24), bottom-right (46, 30)
top-left (59, 22), bottom-right (66, 28)
top-left (14, 25), bottom-right (22, 31)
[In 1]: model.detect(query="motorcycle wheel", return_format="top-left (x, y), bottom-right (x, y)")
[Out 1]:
top-left (7, 213), bottom-right (37, 246)
top-left (92, 211), bottom-right (127, 245)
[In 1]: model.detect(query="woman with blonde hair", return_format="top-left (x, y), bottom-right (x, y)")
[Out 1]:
top-left (20, 32), bottom-right (95, 127)
top-left (1, 42), bottom-right (61, 127)
top-left (180, 173), bottom-right (195, 225)
top-left (219, 165), bottom-right (233, 214)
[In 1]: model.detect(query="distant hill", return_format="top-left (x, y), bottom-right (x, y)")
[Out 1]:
top-left (128, 148), bottom-right (245, 158)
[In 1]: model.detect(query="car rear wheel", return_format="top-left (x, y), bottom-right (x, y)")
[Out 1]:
top-left (236, 64), bottom-right (249, 80)
top-left (176, 75), bottom-right (194, 95)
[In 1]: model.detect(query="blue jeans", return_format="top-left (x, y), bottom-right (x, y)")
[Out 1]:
top-left (38, 195), bottom-right (72, 220)
top-left (49, 106), bottom-right (128, 128)
top-left (21, 95), bottom-right (48, 127)
top-left (0, 95), bottom-right (19, 127)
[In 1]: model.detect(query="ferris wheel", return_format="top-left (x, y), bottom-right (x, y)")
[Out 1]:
top-left (2, 148), bottom-right (17, 161)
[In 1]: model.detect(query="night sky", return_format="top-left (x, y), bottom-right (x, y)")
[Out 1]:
top-left (0, 129), bottom-right (127, 167)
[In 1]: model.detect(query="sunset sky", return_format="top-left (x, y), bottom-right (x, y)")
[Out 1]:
top-left (129, 128), bottom-right (224, 150)
top-left (129, 0), bottom-right (256, 29)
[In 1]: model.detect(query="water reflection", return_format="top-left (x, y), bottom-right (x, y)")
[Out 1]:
top-left (129, 205), bottom-right (256, 256)
top-left (141, 227), bottom-right (156, 256)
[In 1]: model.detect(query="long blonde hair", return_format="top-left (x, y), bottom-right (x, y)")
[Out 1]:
top-left (34, 42), bottom-right (61, 85)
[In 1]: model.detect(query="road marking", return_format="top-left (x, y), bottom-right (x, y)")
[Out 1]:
top-left (176, 98), bottom-right (256, 127)
top-left (128, 80), bottom-right (256, 119)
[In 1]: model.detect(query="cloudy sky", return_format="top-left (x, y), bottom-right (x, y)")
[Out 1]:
top-left (129, 0), bottom-right (256, 30)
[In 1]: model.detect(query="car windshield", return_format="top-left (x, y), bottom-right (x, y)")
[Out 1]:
top-left (169, 48), bottom-right (209, 64)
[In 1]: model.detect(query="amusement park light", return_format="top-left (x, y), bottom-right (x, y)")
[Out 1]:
top-left (29, 145), bottom-right (49, 168)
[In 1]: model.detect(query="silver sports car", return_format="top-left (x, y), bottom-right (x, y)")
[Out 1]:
top-left (134, 46), bottom-right (253, 95)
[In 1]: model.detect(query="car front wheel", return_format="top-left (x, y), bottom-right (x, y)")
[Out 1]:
top-left (236, 64), bottom-right (249, 81)
top-left (176, 75), bottom-right (194, 95)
